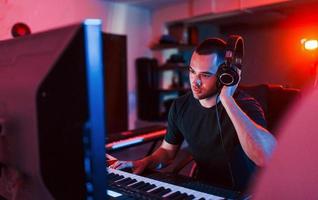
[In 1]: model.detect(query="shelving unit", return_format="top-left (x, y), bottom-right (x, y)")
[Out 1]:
top-left (136, 54), bottom-right (192, 121)
top-left (137, 22), bottom-right (197, 121)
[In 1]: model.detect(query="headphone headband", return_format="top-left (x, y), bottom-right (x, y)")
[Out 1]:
top-left (225, 35), bottom-right (244, 69)
top-left (216, 35), bottom-right (244, 87)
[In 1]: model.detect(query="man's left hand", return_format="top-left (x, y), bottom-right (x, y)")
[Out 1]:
top-left (219, 68), bottom-right (241, 101)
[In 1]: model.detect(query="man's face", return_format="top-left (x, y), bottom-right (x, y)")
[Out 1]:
top-left (189, 52), bottom-right (221, 100)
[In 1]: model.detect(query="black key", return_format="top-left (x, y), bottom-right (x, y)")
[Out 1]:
top-left (129, 181), bottom-right (144, 188)
top-left (116, 178), bottom-right (132, 184)
top-left (109, 175), bottom-right (125, 184)
top-left (165, 191), bottom-right (181, 199)
top-left (108, 173), bottom-right (116, 178)
top-left (134, 183), bottom-right (149, 190)
top-left (149, 187), bottom-right (165, 194)
top-left (184, 194), bottom-right (195, 200)
top-left (142, 184), bottom-right (156, 192)
top-left (138, 183), bottom-right (152, 191)
top-left (158, 188), bottom-right (172, 196)
top-left (174, 193), bottom-right (189, 200)
top-left (133, 181), bottom-right (147, 189)
top-left (108, 174), bottom-right (120, 181)
top-left (108, 176), bottom-right (117, 182)
top-left (113, 175), bottom-right (125, 181)
top-left (125, 179), bottom-right (137, 185)
top-left (136, 183), bottom-right (152, 191)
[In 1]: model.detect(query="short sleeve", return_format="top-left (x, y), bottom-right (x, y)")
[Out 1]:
top-left (237, 96), bottom-right (267, 129)
top-left (164, 100), bottom-right (184, 145)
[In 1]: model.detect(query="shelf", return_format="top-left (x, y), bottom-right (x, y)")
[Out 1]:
top-left (137, 41), bottom-right (193, 121)
top-left (150, 43), bottom-right (196, 51)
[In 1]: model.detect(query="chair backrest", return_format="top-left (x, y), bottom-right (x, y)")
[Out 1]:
top-left (239, 84), bottom-right (300, 135)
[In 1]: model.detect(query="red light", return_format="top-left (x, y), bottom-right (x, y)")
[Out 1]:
top-left (11, 22), bottom-right (31, 38)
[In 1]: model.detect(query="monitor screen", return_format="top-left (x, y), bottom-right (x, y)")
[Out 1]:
top-left (0, 20), bottom-right (107, 199)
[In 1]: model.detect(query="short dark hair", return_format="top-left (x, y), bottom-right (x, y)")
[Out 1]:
top-left (195, 38), bottom-right (226, 57)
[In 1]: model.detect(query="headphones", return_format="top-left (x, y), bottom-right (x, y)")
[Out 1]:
top-left (216, 35), bottom-right (244, 87)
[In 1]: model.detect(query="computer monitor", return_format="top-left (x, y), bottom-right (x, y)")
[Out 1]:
top-left (0, 20), bottom-right (107, 199)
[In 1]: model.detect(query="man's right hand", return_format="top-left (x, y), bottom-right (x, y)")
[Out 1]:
top-left (109, 157), bottom-right (152, 175)
top-left (109, 141), bottom-right (179, 175)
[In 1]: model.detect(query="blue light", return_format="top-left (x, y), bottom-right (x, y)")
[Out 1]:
top-left (84, 19), bottom-right (102, 26)
top-left (84, 157), bottom-right (92, 175)
top-left (83, 18), bottom-right (107, 199)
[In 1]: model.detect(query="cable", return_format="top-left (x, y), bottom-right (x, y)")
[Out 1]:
top-left (215, 94), bottom-right (236, 189)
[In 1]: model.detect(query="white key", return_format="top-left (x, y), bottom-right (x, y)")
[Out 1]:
top-left (108, 167), bottom-right (225, 200)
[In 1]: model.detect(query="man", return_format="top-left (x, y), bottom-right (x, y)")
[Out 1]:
top-left (110, 37), bottom-right (276, 191)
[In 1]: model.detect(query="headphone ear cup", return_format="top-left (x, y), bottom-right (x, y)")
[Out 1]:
top-left (217, 64), bottom-right (239, 86)
top-left (228, 66), bottom-right (239, 86)
top-left (216, 63), bottom-right (226, 88)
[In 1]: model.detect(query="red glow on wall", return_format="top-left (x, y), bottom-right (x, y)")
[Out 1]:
top-left (275, 4), bottom-right (318, 88)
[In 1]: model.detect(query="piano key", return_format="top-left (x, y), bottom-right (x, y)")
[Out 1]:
top-left (136, 183), bottom-right (152, 191)
top-left (137, 183), bottom-right (152, 190)
top-left (175, 193), bottom-right (191, 200)
top-left (133, 181), bottom-right (148, 190)
top-left (185, 195), bottom-right (196, 200)
top-left (165, 191), bottom-right (182, 199)
top-left (108, 167), bottom-right (225, 200)
top-left (141, 184), bottom-right (156, 192)
top-left (129, 181), bottom-right (144, 188)
top-left (125, 179), bottom-right (137, 185)
top-left (108, 173), bottom-right (120, 180)
top-left (116, 178), bottom-right (132, 184)
top-left (157, 188), bottom-right (172, 196)
top-left (149, 186), bottom-right (165, 194)
top-left (112, 175), bottom-right (125, 182)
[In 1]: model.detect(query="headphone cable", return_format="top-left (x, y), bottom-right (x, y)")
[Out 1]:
top-left (215, 94), bottom-right (236, 189)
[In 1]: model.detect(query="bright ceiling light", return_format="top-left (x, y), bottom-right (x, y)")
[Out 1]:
top-left (301, 38), bottom-right (318, 51)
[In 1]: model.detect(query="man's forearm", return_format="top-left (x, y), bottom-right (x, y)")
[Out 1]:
top-left (220, 96), bottom-right (277, 167)
top-left (144, 147), bottom-right (176, 169)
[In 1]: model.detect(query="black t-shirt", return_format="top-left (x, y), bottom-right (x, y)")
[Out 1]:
top-left (164, 90), bottom-right (267, 191)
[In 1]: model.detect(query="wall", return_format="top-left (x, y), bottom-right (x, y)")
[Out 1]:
top-left (150, 0), bottom-right (318, 89)
top-left (231, 19), bottom-right (318, 88)
top-left (151, 0), bottom-right (289, 46)
top-left (0, 0), bottom-right (152, 129)
top-left (221, 23), bottom-right (309, 88)
top-left (0, 0), bottom-right (306, 129)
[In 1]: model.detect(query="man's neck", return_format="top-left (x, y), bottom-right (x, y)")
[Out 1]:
top-left (199, 94), bottom-right (220, 108)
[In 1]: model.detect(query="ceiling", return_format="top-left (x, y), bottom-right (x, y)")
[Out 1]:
top-left (103, 0), bottom-right (186, 10)
top-left (103, 0), bottom-right (318, 26)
